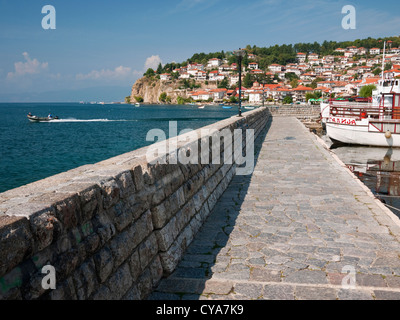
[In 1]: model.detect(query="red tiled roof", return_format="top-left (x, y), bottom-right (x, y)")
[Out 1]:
top-left (292, 85), bottom-right (314, 91)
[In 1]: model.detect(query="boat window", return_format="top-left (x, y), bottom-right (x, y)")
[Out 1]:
top-left (385, 96), bottom-right (393, 107)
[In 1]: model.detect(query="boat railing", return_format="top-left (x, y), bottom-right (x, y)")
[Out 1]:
top-left (329, 104), bottom-right (394, 120)
top-left (329, 101), bottom-right (373, 107)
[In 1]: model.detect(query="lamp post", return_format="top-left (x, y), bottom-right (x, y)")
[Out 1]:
top-left (234, 49), bottom-right (246, 117)
top-left (262, 79), bottom-right (266, 107)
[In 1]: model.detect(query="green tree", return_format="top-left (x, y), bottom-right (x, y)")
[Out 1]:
top-left (373, 68), bottom-right (382, 76)
top-left (144, 68), bottom-right (155, 77)
top-left (134, 96), bottom-right (144, 103)
top-left (305, 92), bottom-right (316, 102)
top-left (229, 96), bottom-right (238, 103)
top-left (159, 92), bottom-right (167, 103)
top-left (156, 63), bottom-right (163, 74)
top-left (359, 85), bottom-right (377, 98)
top-left (243, 73), bottom-right (253, 88)
top-left (283, 95), bottom-right (293, 104)
top-left (290, 79), bottom-right (299, 88)
top-left (125, 96), bottom-right (131, 104)
top-left (217, 78), bottom-right (229, 89)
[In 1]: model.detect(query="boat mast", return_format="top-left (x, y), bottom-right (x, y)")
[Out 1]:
top-left (381, 41), bottom-right (386, 83)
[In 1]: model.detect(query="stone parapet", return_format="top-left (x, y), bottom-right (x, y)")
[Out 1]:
top-left (0, 107), bottom-right (270, 300)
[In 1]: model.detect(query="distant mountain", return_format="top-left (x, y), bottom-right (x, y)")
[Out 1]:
top-left (0, 86), bottom-right (131, 103)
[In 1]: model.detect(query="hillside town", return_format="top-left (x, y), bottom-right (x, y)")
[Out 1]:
top-left (156, 43), bottom-right (400, 104)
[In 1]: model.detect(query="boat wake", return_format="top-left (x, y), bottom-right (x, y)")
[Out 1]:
top-left (49, 118), bottom-right (134, 123)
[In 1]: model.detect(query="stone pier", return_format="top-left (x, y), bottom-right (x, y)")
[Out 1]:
top-left (150, 117), bottom-right (400, 300)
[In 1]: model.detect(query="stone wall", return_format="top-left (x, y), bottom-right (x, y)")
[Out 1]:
top-left (268, 105), bottom-right (321, 120)
top-left (0, 107), bottom-right (270, 300)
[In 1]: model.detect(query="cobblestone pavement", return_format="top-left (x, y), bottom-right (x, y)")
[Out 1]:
top-left (149, 117), bottom-right (400, 300)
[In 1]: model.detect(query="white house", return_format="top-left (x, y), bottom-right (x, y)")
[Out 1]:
top-left (323, 55), bottom-right (335, 64)
top-left (269, 64), bottom-right (284, 73)
top-left (210, 88), bottom-right (227, 100)
top-left (160, 73), bottom-right (171, 81)
top-left (187, 63), bottom-right (204, 71)
top-left (358, 47), bottom-right (368, 55)
top-left (370, 48), bottom-right (381, 55)
top-left (296, 53), bottom-right (306, 63)
top-left (248, 62), bottom-right (259, 70)
top-left (249, 90), bottom-right (264, 104)
top-left (335, 48), bottom-right (346, 53)
top-left (344, 51), bottom-right (354, 58)
top-left (207, 58), bottom-right (222, 69)
top-left (251, 69), bottom-right (264, 75)
top-left (229, 74), bottom-right (240, 86)
top-left (179, 72), bottom-right (190, 79)
top-left (195, 70), bottom-right (207, 81)
top-left (190, 90), bottom-right (212, 101)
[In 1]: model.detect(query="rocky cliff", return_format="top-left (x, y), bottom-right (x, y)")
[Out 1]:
top-left (130, 77), bottom-right (217, 104)
top-left (129, 77), bottom-right (187, 104)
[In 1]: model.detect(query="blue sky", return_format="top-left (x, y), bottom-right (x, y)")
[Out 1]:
top-left (0, 0), bottom-right (399, 101)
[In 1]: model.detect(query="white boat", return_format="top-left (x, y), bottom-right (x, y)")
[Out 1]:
top-left (135, 103), bottom-right (140, 107)
top-left (325, 42), bottom-right (400, 147)
top-left (198, 105), bottom-right (205, 109)
top-left (325, 78), bottom-right (400, 147)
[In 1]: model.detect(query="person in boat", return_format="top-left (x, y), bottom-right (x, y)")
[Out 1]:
top-left (48, 114), bottom-right (53, 119)
top-left (28, 112), bottom-right (32, 117)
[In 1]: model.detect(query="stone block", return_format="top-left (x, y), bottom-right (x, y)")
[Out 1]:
top-left (148, 255), bottom-right (163, 288)
top-left (73, 259), bottom-right (98, 300)
top-left (115, 170), bottom-right (135, 199)
top-left (107, 262), bottom-right (133, 300)
top-left (138, 234), bottom-right (159, 270)
top-left (110, 229), bottom-right (135, 269)
top-left (136, 268), bottom-right (153, 299)
top-left (100, 179), bottom-right (120, 210)
top-left (112, 201), bottom-right (133, 232)
top-left (54, 195), bottom-right (82, 231)
top-left (93, 246), bottom-right (114, 283)
top-left (132, 164), bottom-right (145, 192)
top-left (129, 210), bottom-right (153, 249)
top-left (0, 266), bottom-right (23, 300)
top-left (0, 216), bottom-right (33, 277)
top-left (128, 249), bottom-right (141, 281)
top-left (78, 185), bottom-right (102, 223)
top-left (29, 210), bottom-right (58, 252)
top-left (49, 277), bottom-right (77, 300)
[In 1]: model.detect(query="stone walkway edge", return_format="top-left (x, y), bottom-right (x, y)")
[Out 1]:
top-left (150, 116), bottom-right (400, 301)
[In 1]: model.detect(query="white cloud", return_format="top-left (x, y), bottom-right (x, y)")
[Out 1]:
top-left (144, 55), bottom-right (162, 71)
top-left (76, 65), bottom-right (141, 81)
top-left (7, 52), bottom-right (49, 79)
top-left (75, 55), bottom-right (163, 82)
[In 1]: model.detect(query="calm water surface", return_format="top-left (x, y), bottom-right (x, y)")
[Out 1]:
top-left (322, 134), bottom-right (400, 218)
top-left (0, 103), bottom-right (241, 193)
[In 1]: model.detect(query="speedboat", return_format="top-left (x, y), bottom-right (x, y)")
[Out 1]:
top-left (198, 105), bottom-right (205, 109)
top-left (27, 115), bottom-right (59, 122)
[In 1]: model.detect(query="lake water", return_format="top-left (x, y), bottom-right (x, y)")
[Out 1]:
top-left (0, 103), bottom-right (240, 193)
top-left (321, 134), bottom-right (400, 218)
